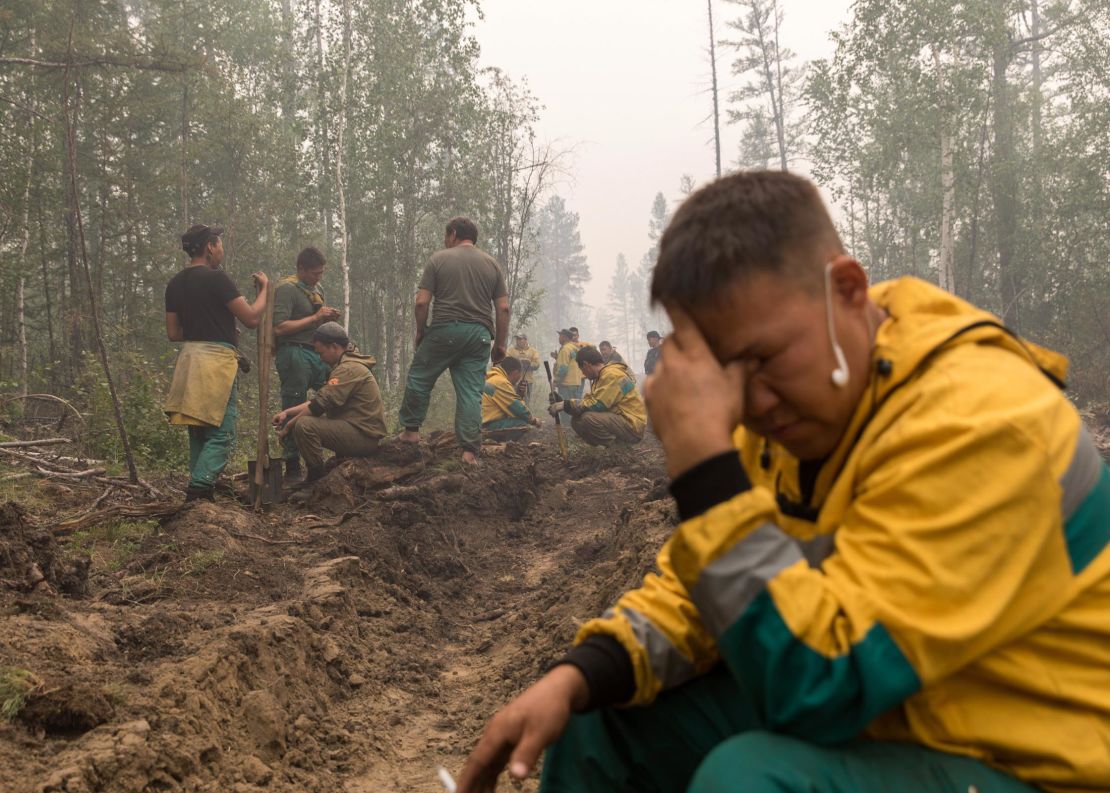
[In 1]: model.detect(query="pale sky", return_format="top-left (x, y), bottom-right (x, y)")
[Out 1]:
top-left (472, 0), bottom-right (852, 306)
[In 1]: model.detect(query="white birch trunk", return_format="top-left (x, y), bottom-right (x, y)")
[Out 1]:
top-left (935, 49), bottom-right (956, 293)
top-left (335, 0), bottom-right (352, 325)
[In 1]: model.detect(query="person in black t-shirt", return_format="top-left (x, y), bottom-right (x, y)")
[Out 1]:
top-left (165, 224), bottom-right (270, 501)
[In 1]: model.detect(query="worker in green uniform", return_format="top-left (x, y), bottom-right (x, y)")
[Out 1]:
top-left (398, 217), bottom-right (511, 466)
top-left (273, 246), bottom-right (342, 480)
top-left (272, 322), bottom-right (386, 485)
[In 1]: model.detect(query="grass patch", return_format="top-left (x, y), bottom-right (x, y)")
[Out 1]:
top-left (65, 519), bottom-right (158, 571)
top-left (0, 667), bottom-right (41, 720)
top-left (184, 549), bottom-right (226, 576)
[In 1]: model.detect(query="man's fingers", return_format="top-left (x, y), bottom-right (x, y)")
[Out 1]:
top-left (664, 304), bottom-right (714, 360)
top-left (455, 727), bottom-right (514, 793)
top-left (507, 729), bottom-right (546, 780)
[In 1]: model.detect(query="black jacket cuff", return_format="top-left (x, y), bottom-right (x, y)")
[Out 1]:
top-left (669, 451), bottom-right (751, 521)
top-left (308, 399), bottom-right (325, 417)
top-left (556, 635), bottom-right (635, 711)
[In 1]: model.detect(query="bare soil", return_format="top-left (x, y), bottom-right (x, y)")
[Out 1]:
top-left (0, 432), bottom-right (674, 792)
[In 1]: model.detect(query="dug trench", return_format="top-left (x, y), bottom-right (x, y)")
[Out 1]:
top-left (0, 434), bottom-right (673, 792)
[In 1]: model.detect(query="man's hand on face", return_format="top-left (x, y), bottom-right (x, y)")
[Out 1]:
top-left (644, 306), bottom-right (745, 479)
top-left (455, 665), bottom-right (587, 793)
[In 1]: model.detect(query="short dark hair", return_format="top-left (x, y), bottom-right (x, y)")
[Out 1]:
top-left (576, 346), bottom-right (603, 367)
top-left (498, 356), bottom-right (522, 375)
top-left (297, 246), bottom-right (326, 270)
top-left (651, 171), bottom-right (842, 309)
top-left (646, 330), bottom-right (661, 340)
top-left (599, 340), bottom-right (612, 349)
top-left (569, 326), bottom-right (579, 334)
top-left (181, 224), bottom-right (223, 258)
top-left (446, 217), bottom-right (478, 243)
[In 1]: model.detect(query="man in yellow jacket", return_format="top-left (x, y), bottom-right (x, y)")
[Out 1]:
top-left (505, 333), bottom-right (541, 403)
top-left (456, 172), bottom-right (1110, 793)
top-left (549, 346), bottom-right (646, 446)
top-left (482, 356), bottom-right (541, 442)
top-left (553, 329), bottom-right (585, 400)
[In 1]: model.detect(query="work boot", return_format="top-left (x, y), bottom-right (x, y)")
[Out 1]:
top-left (184, 484), bottom-right (215, 502)
top-left (284, 458), bottom-right (303, 481)
top-left (303, 464), bottom-right (326, 484)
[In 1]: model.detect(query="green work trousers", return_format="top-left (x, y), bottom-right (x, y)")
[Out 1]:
top-left (540, 667), bottom-right (1038, 793)
top-left (399, 321), bottom-right (491, 453)
top-left (482, 417), bottom-right (533, 443)
top-left (291, 415), bottom-right (380, 468)
top-left (570, 412), bottom-right (643, 446)
top-left (275, 344), bottom-right (330, 462)
top-left (187, 378), bottom-right (237, 490)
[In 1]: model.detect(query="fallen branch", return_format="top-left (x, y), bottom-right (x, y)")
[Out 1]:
top-left (35, 465), bottom-right (105, 480)
top-left (0, 437), bottom-right (71, 448)
top-left (305, 501), bottom-right (370, 529)
top-left (228, 530), bottom-right (305, 546)
top-left (53, 502), bottom-right (181, 536)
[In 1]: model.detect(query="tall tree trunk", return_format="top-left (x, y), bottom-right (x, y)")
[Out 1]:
top-left (770, 0), bottom-right (788, 170)
top-left (62, 24), bottom-right (138, 483)
top-left (17, 31), bottom-right (38, 397)
top-left (314, 0), bottom-right (332, 253)
top-left (708, 0), bottom-right (722, 178)
top-left (934, 49), bottom-right (956, 293)
top-left (334, 0), bottom-right (352, 323)
top-left (178, 0), bottom-right (190, 227)
top-left (990, 43), bottom-right (1022, 328)
top-left (1029, 0), bottom-right (1042, 155)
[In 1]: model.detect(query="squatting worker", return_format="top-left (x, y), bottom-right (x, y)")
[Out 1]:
top-left (398, 217), bottom-right (510, 466)
top-left (272, 322), bottom-right (386, 485)
top-left (164, 224), bottom-right (269, 502)
top-left (553, 329), bottom-right (584, 401)
top-left (272, 246), bottom-right (342, 481)
top-left (456, 171), bottom-right (1110, 793)
top-left (644, 329), bottom-right (661, 375)
top-left (482, 356), bottom-right (541, 442)
top-left (506, 333), bottom-right (540, 403)
top-left (548, 345), bottom-right (645, 447)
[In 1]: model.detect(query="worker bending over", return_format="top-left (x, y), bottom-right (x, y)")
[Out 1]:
top-left (272, 322), bottom-right (386, 484)
top-left (549, 346), bottom-right (645, 447)
top-left (457, 171), bottom-right (1110, 793)
top-left (482, 356), bottom-right (541, 442)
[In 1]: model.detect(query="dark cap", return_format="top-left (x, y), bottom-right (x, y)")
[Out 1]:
top-left (181, 224), bottom-right (225, 257)
top-left (514, 333), bottom-right (528, 340)
top-left (646, 330), bottom-right (661, 339)
top-left (313, 321), bottom-right (349, 345)
top-left (558, 328), bottom-right (571, 337)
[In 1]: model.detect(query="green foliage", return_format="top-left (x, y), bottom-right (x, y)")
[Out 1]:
top-left (72, 353), bottom-right (186, 471)
top-left (0, 667), bottom-right (40, 720)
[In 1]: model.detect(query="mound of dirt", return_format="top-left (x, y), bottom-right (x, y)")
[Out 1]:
top-left (0, 432), bottom-right (675, 792)
top-left (0, 501), bottom-right (89, 596)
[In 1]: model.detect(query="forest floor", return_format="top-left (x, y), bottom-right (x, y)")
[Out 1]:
top-left (0, 428), bottom-right (675, 792)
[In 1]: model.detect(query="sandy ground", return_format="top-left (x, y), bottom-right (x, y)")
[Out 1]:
top-left (0, 431), bottom-right (674, 792)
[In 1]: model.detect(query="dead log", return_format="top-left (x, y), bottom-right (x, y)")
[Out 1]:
top-left (0, 437), bottom-right (71, 448)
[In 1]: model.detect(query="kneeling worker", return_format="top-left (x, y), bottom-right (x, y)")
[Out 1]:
top-left (549, 345), bottom-right (645, 446)
top-left (272, 322), bottom-right (386, 483)
top-left (482, 356), bottom-right (541, 442)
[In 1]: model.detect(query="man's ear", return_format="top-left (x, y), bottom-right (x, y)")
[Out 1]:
top-left (828, 256), bottom-right (869, 309)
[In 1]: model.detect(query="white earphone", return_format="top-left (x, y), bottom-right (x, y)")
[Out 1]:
top-left (825, 261), bottom-right (850, 388)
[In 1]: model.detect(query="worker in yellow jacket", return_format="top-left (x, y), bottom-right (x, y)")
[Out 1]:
top-left (505, 333), bottom-right (541, 403)
top-left (456, 172), bottom-right (1110, 793)
top-left (482, 356), bottom-right (541, 442)
top-left (549, 345), bottom-right (646, 446)
top-left (553, 329), bottom-right (585, 400)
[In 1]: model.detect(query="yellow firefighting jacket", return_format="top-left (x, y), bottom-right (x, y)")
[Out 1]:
top-left (565, 362), bottom-right (647, 436)
top-left (507, 345), bottom-right (541, 384)
top-left (575, 277), bottom-right (1110, 792)
top-left (555, 341), bottom-right (585, 387)
top-left (482, 365), bottom-right (534, 425)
